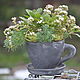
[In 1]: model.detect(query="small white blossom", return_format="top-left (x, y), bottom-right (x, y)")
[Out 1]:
top-left (28, 16), bottom-right (34, 22)
top-left (59, 17), bottom-right (64, 21)
top-left (11, 17), bottom-right (17, 24)
top-left (37, 29), bottom-right (42, 32)
top-left (4, 28), bottom-right (10, 32)
top-left (29, 32), bottom-right (33, 35)
top-left (62, 28), bottom-right (67, 32)
top-left (67, 19), bottom-right (71, 23)
top-left (29, 32), bottom-right (36, 36)
top-left (59, 5), bottom-right (68, 11)
top-left (54, 20), bottom-right (61, 24)
top-left (43, 9), bottom-right (51, 14)
top-left (32, 32), bottom-right (35, 35)
top-left (11, 17), bottom-right (16, 21)
top-left (59, 10), bottom-right (68, 15)
top-left (56, 15), bottom-right (64, 21)
top-left (74, 26), bottom-right (80, 29)
top-left (45, 4), bottom-right (54, 10)
top-left (69, 15), bottom-right (76, 22)
top-left (4, 28), bottom-right (10, 35)
top-left (18, 21), bottom-right (24, 24)
top-left (54, 8), bottom-right (68, 15)
top-left (9, 25), bottom-right (16, 29)
top-left (37, 20), bottom-right (43, 23)
top-left (9, 36), bottom-right (11, 39)
top-left (7, 32), bottom-right (10, 34)
top-left (54, 8), bottom-right (62, 12)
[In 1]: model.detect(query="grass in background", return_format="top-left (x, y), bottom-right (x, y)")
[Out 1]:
top-left (0, 47), bottom-right (30, 68)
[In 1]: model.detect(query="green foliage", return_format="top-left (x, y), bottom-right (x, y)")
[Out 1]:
top-left (4, 4), bottom-right (80, 50)
top-left (37, 24), bottom-right (53, 42)
top-left (4, 30), bottom-right (26, 51)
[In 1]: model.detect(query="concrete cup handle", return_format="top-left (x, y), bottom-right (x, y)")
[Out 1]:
top-left (60, 43), bottom-right (76, 64)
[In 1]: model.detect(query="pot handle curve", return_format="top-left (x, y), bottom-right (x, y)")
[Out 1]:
top-left (60, 43), bottom-right (76, 64)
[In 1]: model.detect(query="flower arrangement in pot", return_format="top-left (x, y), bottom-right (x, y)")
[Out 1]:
top-left (4, 4), bottom-right (80, 69)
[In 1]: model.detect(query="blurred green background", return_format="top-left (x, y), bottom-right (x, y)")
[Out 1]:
top-left (0, 0), bottom-right (80, 70)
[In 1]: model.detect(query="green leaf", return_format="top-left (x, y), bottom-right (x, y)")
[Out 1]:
top-left (37, 8), bottom-right (43, 13)
top-left (63, 32), bottom-right (69, 39)
top-left (25, 9), bottom-right (33, 16)
top-left (42, 13), bottom-right (50, 22)
top-left (75, 33), bottom-right (80, 38)
top-left (26, 9), bottom-right (37, 18)
top-left (4, 30), bottom-right (26, 51)
top-left (19, 17), bottom-right (27, 21)
top-left (37, 24), bottom-right (53, 42)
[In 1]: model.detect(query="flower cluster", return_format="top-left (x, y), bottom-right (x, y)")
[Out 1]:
top-left (4, 4), bottom-right (80, 50)
top-left (54, 5), bottom-right (68, 15)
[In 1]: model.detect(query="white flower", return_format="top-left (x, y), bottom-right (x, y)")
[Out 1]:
top-left (29, 32), bottom-right (33, 35)
top-left (69, 15), bottom-right (76, 22)
top-left (18, 21), bottom-right (24, 24)
top-left (59, 5), bottom-right (68, 11)
top-left (37, 20), bottom-right (43, 23)
top-left (28, 16), bottom-right (34, 22)
top-left (5, 28), bottom-right (10, 31)
top-left (54, 8), bottom-right (68, 15)
top-left (9, 36), bottom-right (11, 39)
top-left (56, 15), bottom-right (64, 21)
top-left (37, 29), bottom-right (42, 32)
top-left (4, 28), bottom-right (10, 35)
top-left (9, 25), bottom-right (16, 29)
top-left (29, 32), bottom-right (36, 36)
top-left (62, 28), bottom-right (67, 32)
top-left (45, 4), bottom-right (54, 10)
top-left (32, 32), bottom-right (35, 35)
top-left (11, 17), bottom-right (16, 21)
top-left (59, 10), bottom-right (68, 15)
top-left (7, 32), bottom-right (10, 34)
top-left (43, 9), bottom-right (51, 14)
top-left (54, 20), bottom-right (61, 24)
top-left (11, 17), bottom-right (17, 24)
top-left (54, 8), bottom-right (62, 12)
top-left (74, 26), bottom-right (80, 29)
top-left (59, 17), bottom-right (64, 21)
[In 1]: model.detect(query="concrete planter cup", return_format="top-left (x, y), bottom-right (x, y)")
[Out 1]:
top-left (26, 40), bottom-right (76, 69)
